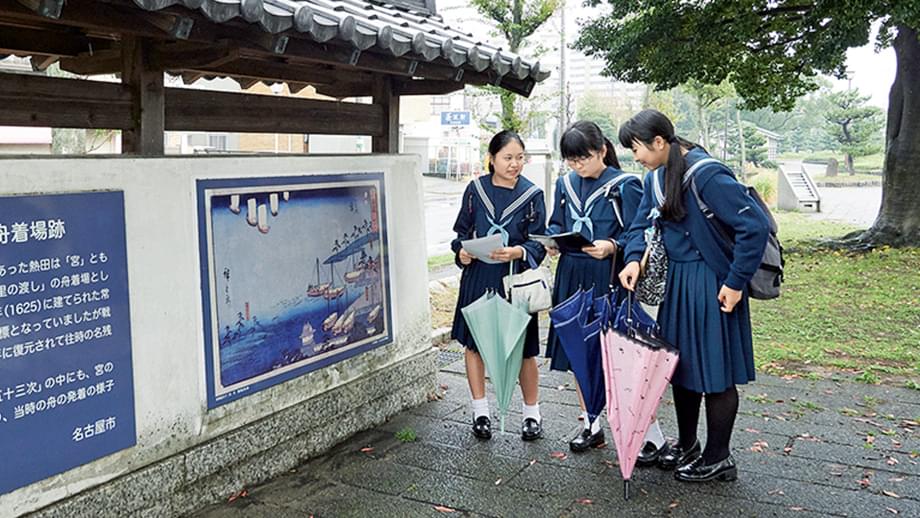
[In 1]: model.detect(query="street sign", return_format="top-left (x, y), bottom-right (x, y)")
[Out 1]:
top-left (440, 111), bottom-right (471, 126)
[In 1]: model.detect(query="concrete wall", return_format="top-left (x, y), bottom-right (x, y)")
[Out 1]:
top-left (0, 155), bottom-right (435, 517)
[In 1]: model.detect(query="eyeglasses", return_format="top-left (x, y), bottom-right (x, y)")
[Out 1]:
top-left (565, 154), bottom-right (596, 167)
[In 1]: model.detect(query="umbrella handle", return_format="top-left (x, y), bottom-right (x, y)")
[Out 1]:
top-left (624, 479), bottom-right (630, 500)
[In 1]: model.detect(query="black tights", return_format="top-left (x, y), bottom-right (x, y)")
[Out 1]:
top-left (672, 384), bottom-right (739, 464)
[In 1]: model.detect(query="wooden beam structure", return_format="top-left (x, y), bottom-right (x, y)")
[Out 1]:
top-left (0, 71), bottom-right (385, 136)
top-left (371, 75), bottom-right (399, 154)
top-left (121, 36), bottom-right (165, 154)
top-left (0, 0), bottom-right (548, 156)
top-left (0, 71), bottom-right (131, 128)
top-left (165, 89), bottom-right (384, 135)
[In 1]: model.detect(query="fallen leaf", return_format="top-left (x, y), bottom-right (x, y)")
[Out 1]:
top-left (594, 442), bottom-right (607, 449)
top-left (857, 478), bottom-right (871, 488)
top-left (576, 498), bottom-right (593, 505)
top-left (789, 506), bottom-right (805, 511)
top-left (550, 451), bottom-right (568, 461)
top-left (439, 384), bottom-right (449, 390)
top-left (668, 500), bottom-right (679, 509)
top-left (529, 459), bottom-right (537, 466)
top-left (558, 384), bottom-right (568, 391)
top-left (783, 446), bottom-right (793, 455)
top-left (434, 505), bottom-right (456, 513)
top-left (360, 447), bottom-right (375, 453)
top-left (768, 489), bottom-right (785, 496)
top-left (227, 489), bottom-right (249, 503)
top-left (886, 507), bottom-right (899, 514)
top-left (886, 457), bottom-right (899, 466)
top-left (882, 490), bottom-right (901, 499)
top-left (494, 478), bottom-right (502, 486)
top-left (743, 427), bottom-right (760, 434)
top-left (750, 440), bottom-right (769, 453)
top-left (866, 435), bottom-right (876, 446)
top-left (889, 477), bottom-right (905, 483)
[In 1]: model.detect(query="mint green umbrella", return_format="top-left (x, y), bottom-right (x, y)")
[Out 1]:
top-left (461, 291), bottom-right (532, 432)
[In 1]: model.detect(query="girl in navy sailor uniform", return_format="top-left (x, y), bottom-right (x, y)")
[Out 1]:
top-left (450, 130), bottom-right (547, 442)
top-left (618, 109), bottom-right (771, 482)
top-left (544, 121), bottom-right (668, 460)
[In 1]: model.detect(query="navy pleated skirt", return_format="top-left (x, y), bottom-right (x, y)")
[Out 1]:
top-left (451, 260), bottom-right (540, 358)
top-left (545, 253), bottom-right (618, 371)
top-left (658, 259), bottom-right (756, 393)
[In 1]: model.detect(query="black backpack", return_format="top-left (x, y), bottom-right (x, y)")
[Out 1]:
top-left (687, 159), bottom-right (784, 300)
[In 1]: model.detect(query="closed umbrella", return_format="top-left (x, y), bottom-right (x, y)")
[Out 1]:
top-left (549, 288), bottom-right (607, 429)
top-left (461, 291), bottom-right (532, 433)
top-left (601, 296), bottom-right (679, 499)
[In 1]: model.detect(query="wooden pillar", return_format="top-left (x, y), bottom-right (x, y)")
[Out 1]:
top-left (371, 75), bottom-right (399, 154)
top-left (121, 36), bottom-right (165, 155)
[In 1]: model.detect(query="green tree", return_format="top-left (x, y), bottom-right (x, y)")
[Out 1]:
top-left (824, 89), bottom-right (885, 175)
top-left (575, 90), bottom-right (617, 137)
top-left (471, 0), bottom-right (559, 132)
top-left (576, 1), bottom-right (920, 246)
top-left (724, 123), bottom-right (767, 170)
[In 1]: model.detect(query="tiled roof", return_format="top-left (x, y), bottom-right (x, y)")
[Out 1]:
top-left (132, 0), bottom-right (550, 90)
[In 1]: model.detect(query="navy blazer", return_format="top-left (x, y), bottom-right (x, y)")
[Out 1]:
top-left (623, 150), bottom-right (770, 291)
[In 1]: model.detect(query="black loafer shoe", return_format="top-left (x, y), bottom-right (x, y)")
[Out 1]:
top-left (472, 416), bottom-right (492, 440)
top-left (658, 439), bottom-right (701, 470)
top-left (675, 455), bottom-right (737, 482)
top-left (521, 418), bottom-right (543, 441)
top-left (636, 441), bottom-right (669, 467)
top-left (569, 428), bottom-right (605, 452)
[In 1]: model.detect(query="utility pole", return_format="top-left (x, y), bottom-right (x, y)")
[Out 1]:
top-left (558, 0), bottom-right (567, 147)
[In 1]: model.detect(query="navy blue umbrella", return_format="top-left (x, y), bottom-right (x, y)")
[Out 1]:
top-left (549, 288), bottom-right (607, 426)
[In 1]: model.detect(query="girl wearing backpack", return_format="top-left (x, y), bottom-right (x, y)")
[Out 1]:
top-left (618, 109), bottom-right (770, 482)
top-left (545, 121), bottom-right (668, 462)
top-left (451, 130), bottom-right (547, 442)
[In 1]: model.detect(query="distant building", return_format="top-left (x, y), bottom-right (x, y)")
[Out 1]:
top-left (754, 127), bottom-right (783, 162)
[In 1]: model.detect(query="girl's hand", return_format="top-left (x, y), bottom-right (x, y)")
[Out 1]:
top-left (490, 246), bottom-right (524, 263)
top-left (459, 248), bottom-right (476, 265)
top-left (582, 239), bottom-right (616, 260)
top-left (718, 285), bottom-right (743, 313)
top-left (544, 244), bottom-right (560, 257)
top-left (619, 261), bottom-right (641, 291)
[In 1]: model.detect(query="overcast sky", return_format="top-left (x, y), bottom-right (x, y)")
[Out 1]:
top-left (439, 1), bottom-right (896, 110)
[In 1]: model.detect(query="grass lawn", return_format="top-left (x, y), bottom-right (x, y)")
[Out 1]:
top-left (751, 212), bottom-right (920, 387)
top-left (427, 212), bottom-right (920, 388)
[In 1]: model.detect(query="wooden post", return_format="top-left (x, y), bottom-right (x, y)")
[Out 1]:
top-left (372, 75), bottom-right (399, 154)
top-left (122, 36), bottom-right (165, 155)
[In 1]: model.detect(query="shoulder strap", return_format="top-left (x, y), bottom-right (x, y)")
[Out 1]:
top-left (652, 157), bottom-right (722, 208)
top-left (690, 173), bottom-right (734, 249)
top-left (601, 174), bottom-right (637, 228)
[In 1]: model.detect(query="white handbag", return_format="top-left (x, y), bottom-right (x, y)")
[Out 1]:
top-left (502, 260), bottom-right (553, 313)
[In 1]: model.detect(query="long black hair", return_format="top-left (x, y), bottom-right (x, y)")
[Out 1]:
top-left (618, 109), bottom-right (698, 221)
top-left (560, 120), bottom-right (621, 169)
top-left (487, 130), bottom-right (526, 174)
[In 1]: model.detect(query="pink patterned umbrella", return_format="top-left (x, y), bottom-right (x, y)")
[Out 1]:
top-left (601, 325), bottom-right (679, 499)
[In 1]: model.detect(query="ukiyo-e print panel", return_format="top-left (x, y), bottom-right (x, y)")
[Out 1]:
top-left (197, 174), bottom-right (392, 408)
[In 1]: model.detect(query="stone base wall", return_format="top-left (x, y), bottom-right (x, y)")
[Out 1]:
top-left (27, 348), bottom-right (437, 518)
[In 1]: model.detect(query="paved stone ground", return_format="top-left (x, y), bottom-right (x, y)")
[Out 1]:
top-left (193, 347), bottom-right (919, 518)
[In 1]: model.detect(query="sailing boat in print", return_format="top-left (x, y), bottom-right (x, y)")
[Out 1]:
top-left (324, 263), bottom-right (345, 300)
top-left (307, 258), bottom-right (330, 297)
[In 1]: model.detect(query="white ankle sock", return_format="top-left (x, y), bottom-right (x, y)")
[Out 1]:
top-left (522, 403), bottom-right (541, 423)
top-left (582, 411), bottom-right (591, 429)
top-left (589, 416), bottom-right (602, 434)
top-left (471, 397), bottom-right (489, 420)
top-left (643, 419), bottom-right (665, 447)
